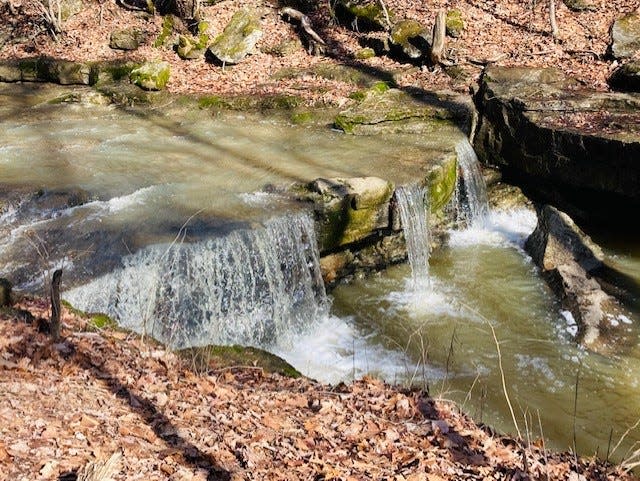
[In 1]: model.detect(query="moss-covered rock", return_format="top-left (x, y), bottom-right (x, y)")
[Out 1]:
top-left (0, 58), bottom-right (97, 85)
top-left (207, 8), bottom-right (262, 65)
top-left (334, 86), bottom-right (458, 135)
top-left (129, 61), bottom-right (171, 90)
top-left (335, 0), bottom-right (392, 31)
top-left (610, 11), bottom-right (640, 60)
top-left (153, 15), bottom-right (175, 48)
top-left (300, 177), bottom-right (394, 251)
top-left (178, 345), bottom-right (302, 377)
top-left (355, 47), bottom-right (376, 59)
top-left (389, 19), bottom-right (430, 60)
top-left (446, 9), bottom-right (464, 38)
top-left (563, 0), bottom-right (596, 11)
top-left (109, 29), bottom-right (144, 50)
top-left (427, 153), bottom-right (458, 212)
top-left (177, 33), bottom-right (209, 59)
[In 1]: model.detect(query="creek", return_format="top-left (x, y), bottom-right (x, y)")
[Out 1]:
top-left (1, 84), bottom-right (639, 464)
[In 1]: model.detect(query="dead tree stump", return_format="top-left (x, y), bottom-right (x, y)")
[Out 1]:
top-left (50, 269), bottom-right (63, 341)
top-left (430, 10), bottom-right (446, 65)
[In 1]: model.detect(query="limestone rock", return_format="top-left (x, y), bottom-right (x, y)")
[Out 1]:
top-left (609, 60), bottom-right (640, 92)
top-left (130, 61), bottom-right (170, 90)
top-left (300, 176), bottom-right (394, 251)
top-left (207, 9), bottom-right (262, 65)
top-left (110, 29), bottom-right (144, 50)
top-left (389, 19), bottom-right (430, 61)
top-left (610, 11), bottom-right (640, 60)
top-left (473, 65), bottom-right (640, 226)
top-left (335, 85), bottom-right (463, 135)
top-left (525, 205), bottom-right (632, 352)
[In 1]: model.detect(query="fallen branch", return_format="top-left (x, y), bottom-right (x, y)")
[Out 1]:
top-left (50, 269), bottom-right (62, 342)
top-left (280, 7), bottom-right (326, 56)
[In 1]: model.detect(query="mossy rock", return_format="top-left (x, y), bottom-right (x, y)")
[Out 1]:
top-left (207, 8), bottom-right (262, 64)
top-left (390, 19), bottom-right (430, 60)
top-left (9, 57), bottom-right (97, 85)
top-left (609, 60), bottom-right (640, 92)
top-left (427, 153), bottom-right (458, 212)
top-left (610, 12), bottom-right (640, 60)
top-left (446, 9), bottom-right (464, 38)
top-left (177, 34), bottom-right (208, 59)
top-left (335, 0), bottom-right (392, 31)
top-left (130, 61), bottom-right (171, 91)
top-left (153, 15), bottom-right (175, 48)
top-left (110, 29), bottom-right (144, 50)
top-left (178, 345), bottom-right (302, 377)
top-left (334, 86), bottom-right (454, 135)
top-left (563, 0), bottom-right (596, 11)
top-left (355, 47), bottom-right (376, 59)
top-left (62, 301), bottom-right (120, 331)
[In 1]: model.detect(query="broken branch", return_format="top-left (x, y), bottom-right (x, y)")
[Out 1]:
top-left (280, 7), bottom-right (326, 55)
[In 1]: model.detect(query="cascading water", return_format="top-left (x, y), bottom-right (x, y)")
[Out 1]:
top-left (64, 211), bottom-right (329, 349)
top-left (395, 184), bottom-right (431, 288)
top-left (454, 139), bottom-right (490, 226)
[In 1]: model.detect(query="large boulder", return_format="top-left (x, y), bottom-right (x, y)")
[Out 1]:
top-left (0, 58), bottom-right (96, 85)
top-left (473, 66), bottom-right (640, 226)
top-left (207, 9), bottom-right (262, 65)
top-left (609, 10), bottom-right (640, 60)
top-left (525, 205), bottom-right (634, 353)
top-left (129, 61), bottom-right (170, 90)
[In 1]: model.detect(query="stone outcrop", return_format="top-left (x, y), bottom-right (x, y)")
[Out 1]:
top-left (473, 65), bottom-right (640, 226)
top-left (207, 9), bottom-right (262, 65)
top-left (129, 61), bottom-right (170, 90)
top-left (609, 10), bottom-right (640, 60)
top-left (0, 58), bottom-right (97, 85)
top-left (334, 83), bottom-right (471, 135)
top-left (525, 205), bottom-right (634, 353)
top-left (609, 60), bottom-right (640, 92)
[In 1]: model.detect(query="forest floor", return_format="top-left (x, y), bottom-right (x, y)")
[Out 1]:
top-left (1, 297), bottom-right (639, 480)
top-left (1, 0), bottom-right (639, 105)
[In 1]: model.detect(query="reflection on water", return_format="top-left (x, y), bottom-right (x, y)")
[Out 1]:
top-left (331, 208), bottom-right (640, 463)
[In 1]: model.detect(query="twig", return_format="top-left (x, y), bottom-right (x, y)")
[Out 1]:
top-left (377, 0), bottom-right (391, 31)
top-left (280, 7), bottom-right (326, 55)
top-left (549, 0), bottom-right (558, 39)
top-left (537, 409), bottom-right (549, 481)
top-left (50, 268), bottom-right (63, 341)
top-left (488, 322), bottom-right (522, 439)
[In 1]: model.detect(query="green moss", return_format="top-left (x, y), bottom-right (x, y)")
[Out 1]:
top-left (259, 94), bottom-right (300, 110)
top-left (355, 47), bottom-right (375, 59)
top-left (348, 3), bottom-right (383, 22)
top-left (178, 345), bottom-right (302, 377)
top-left (427, 154), bottom-right (458, 212)
top-left (61, 300), bottom-right (119, 331)
top-left (445, 9), bottom-right (464, 38)
top-left (291, 111), bottom-right (314, 124)
top-left (391, 19), bottom-right (426, 45)
top-left (154, 15), bottom-right (175, 48)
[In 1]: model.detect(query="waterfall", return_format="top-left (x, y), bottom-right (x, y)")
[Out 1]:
top-left (454, 139), bottom-right (489, 226)
top-left (64, 211), bottom-right (329, 349)
top-left (396, 184), bottom-right (431, 288)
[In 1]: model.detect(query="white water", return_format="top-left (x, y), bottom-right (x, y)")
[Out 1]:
top-left (395, 184), bottom-right (431, 288)
top-left (64, 211), bottom-right (329, 349)
top-left (454, 139), bottom-right (490, 226)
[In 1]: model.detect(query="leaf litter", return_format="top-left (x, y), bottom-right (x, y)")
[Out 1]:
top-left (1, 298), bottom-right (637, 480)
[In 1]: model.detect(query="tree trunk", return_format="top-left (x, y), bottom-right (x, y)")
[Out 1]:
top-left (50, 269), bottom-right (62, 341)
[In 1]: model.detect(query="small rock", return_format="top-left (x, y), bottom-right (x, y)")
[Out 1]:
top-left (129, 61), bottom-right (171, 90)
top-left (207, 9), bottom-right (262, 65)
top-left (177, 34), bottom-right (207, 60)
top-left (446, 9), bottom-right (464, 38)
top-left (110, 29), bottom-right (144, 50)
top-left (355, 47), bottom-right (376, 59)
top-left (563, 0), bottom-right (596, 11)
top-left (390, 19), bottom-right (430, 61)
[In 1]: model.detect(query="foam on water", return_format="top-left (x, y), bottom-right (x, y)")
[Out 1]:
top-left (448, 208), bottom-right (538, 250)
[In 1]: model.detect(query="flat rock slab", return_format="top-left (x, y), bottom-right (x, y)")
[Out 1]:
top-left (474, 66), bottom-right (640, 226)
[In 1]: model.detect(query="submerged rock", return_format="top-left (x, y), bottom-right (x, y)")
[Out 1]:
top-left (609, 11), bottom-right (640, 60)
top-left (473, 65), bottom-right (640, 226)
top-left (207, 9), bottom-right (262, 65)
top-left (525, 205), bottom-right (634, 353)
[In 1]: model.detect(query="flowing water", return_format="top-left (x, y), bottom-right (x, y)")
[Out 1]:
top-left (395, 184), bottom-right (430, 288)
top-left (1, 84), bottom-right (640, 465)
top-left (454, 138), bottom-right (489, 226)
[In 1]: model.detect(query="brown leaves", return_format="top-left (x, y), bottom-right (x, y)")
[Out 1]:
top-left (1, 299), bottom-right (638, 481)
